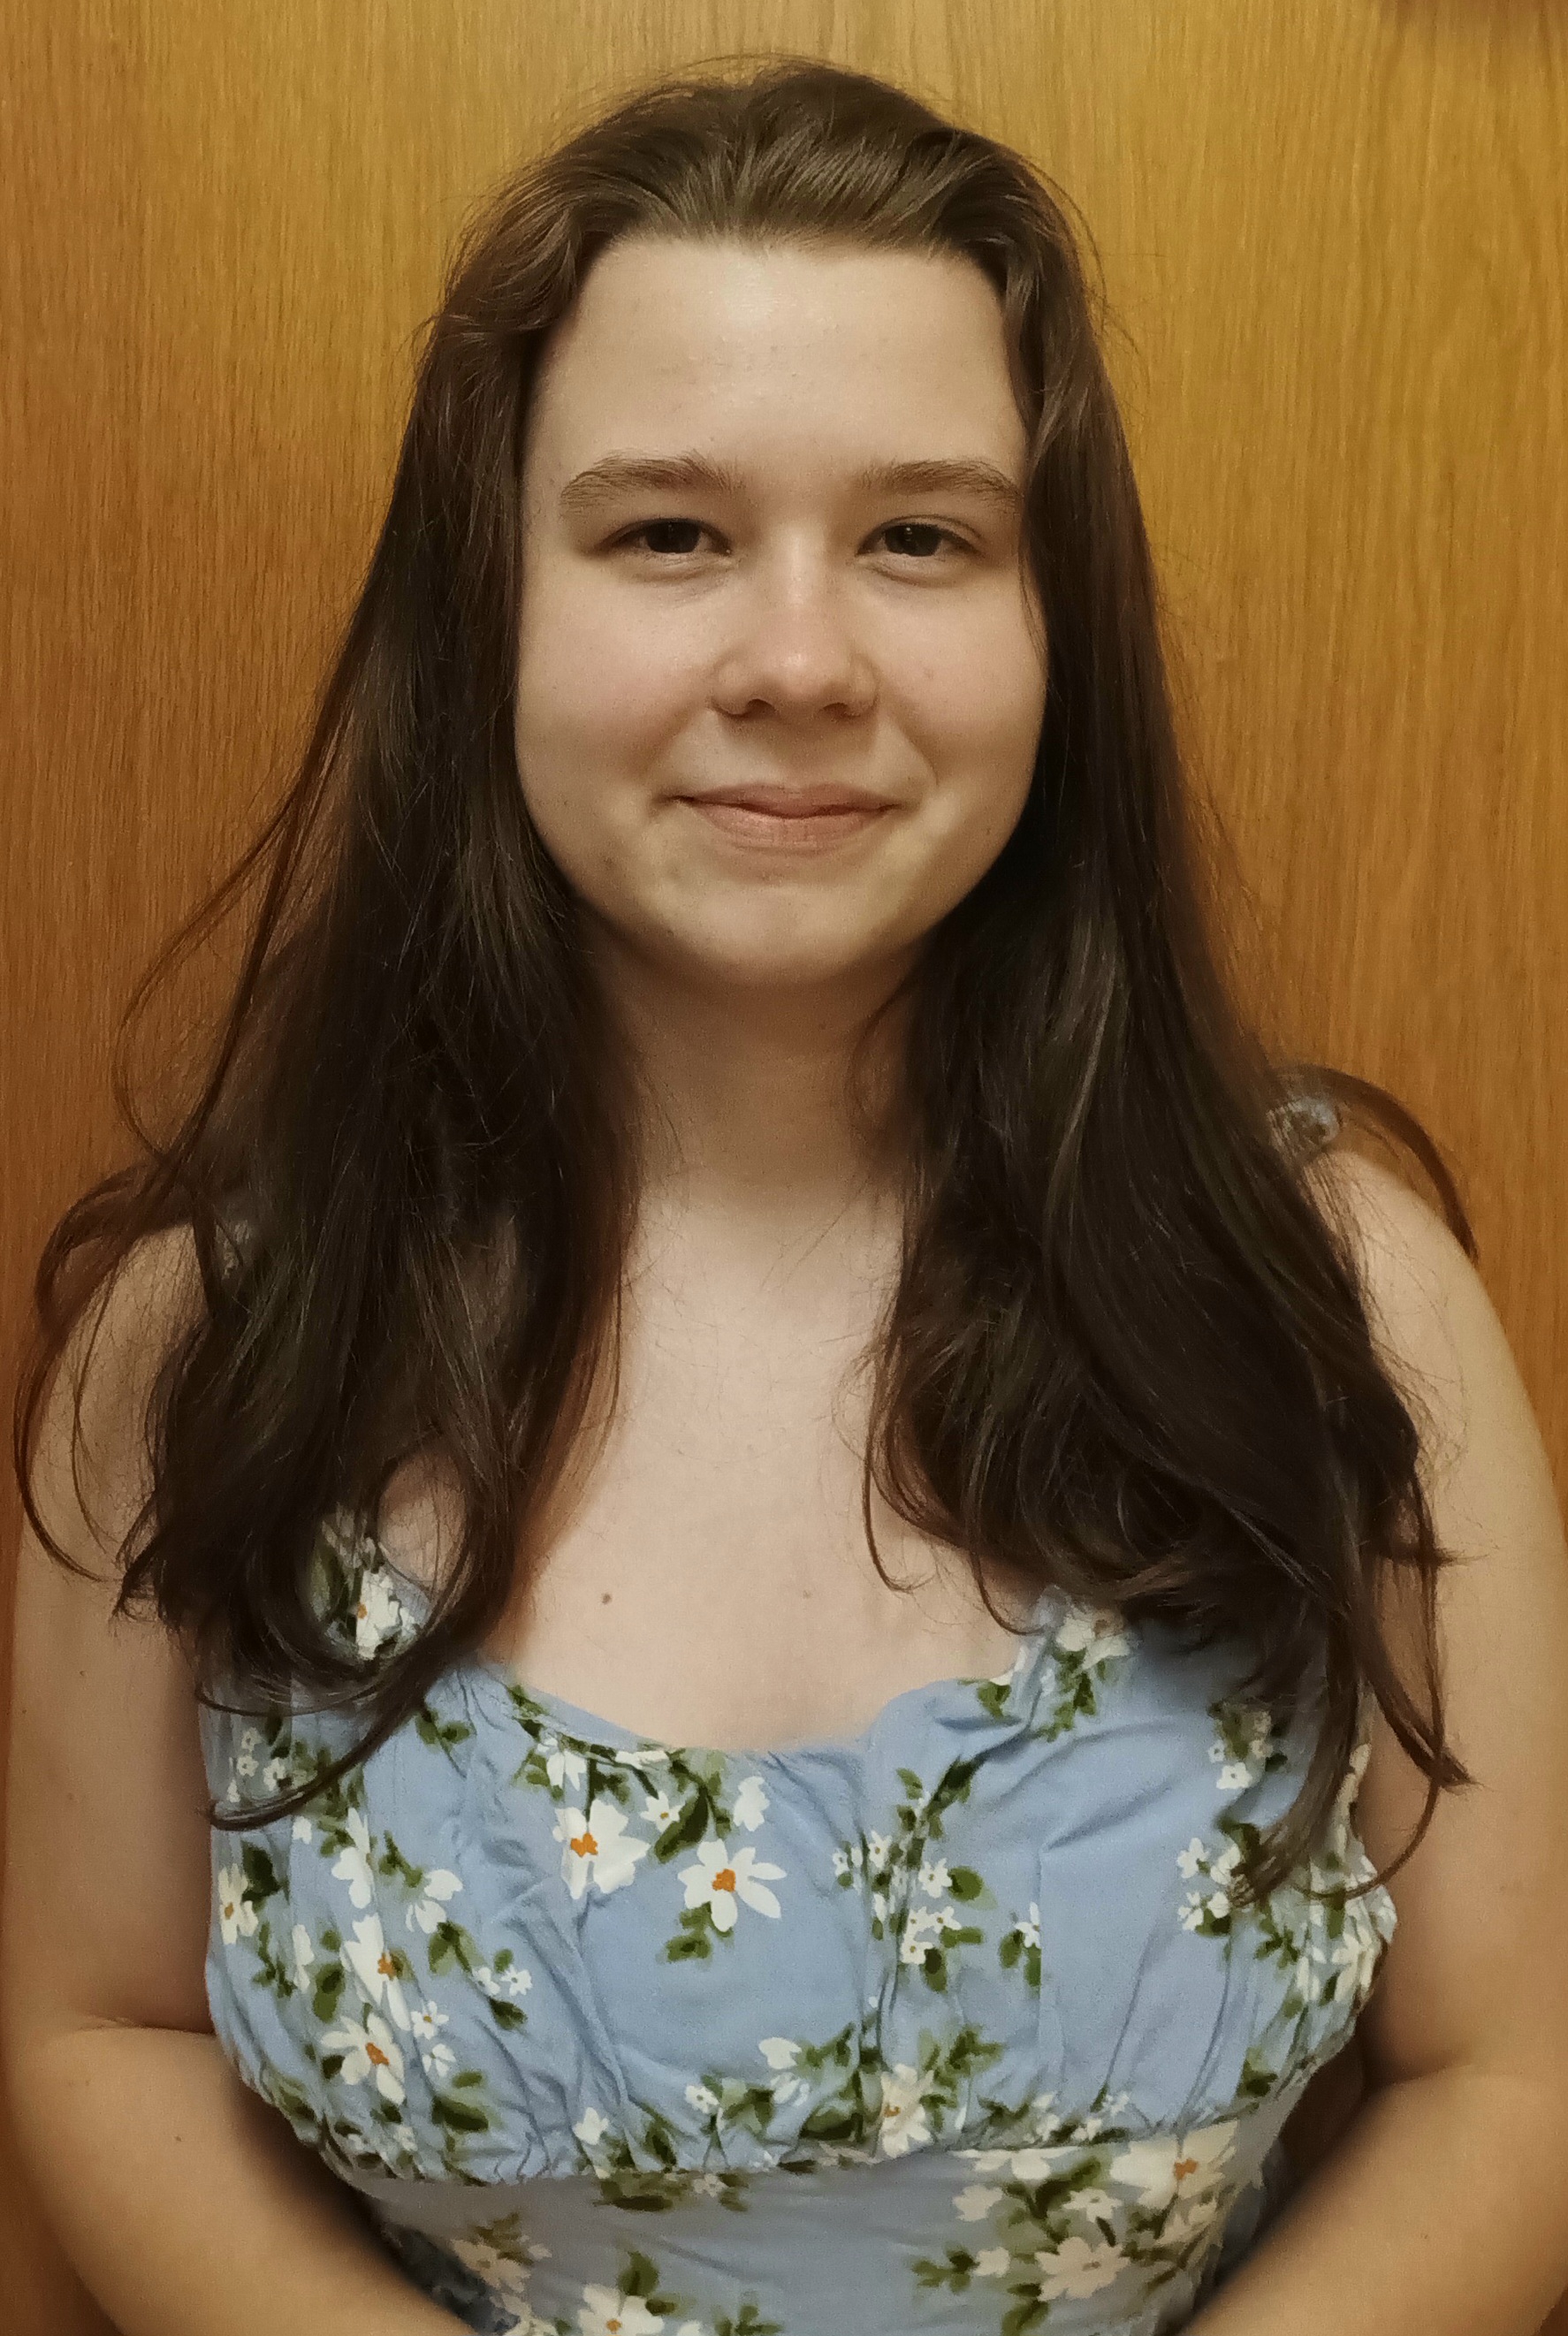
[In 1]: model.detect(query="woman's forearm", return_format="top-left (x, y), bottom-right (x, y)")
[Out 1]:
top-left (6, 2021), bottom-right (459, 2334)
top-left (1196, 2064), bottom-right (1568, 2336)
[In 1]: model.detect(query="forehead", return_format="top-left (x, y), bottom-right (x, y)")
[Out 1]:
top-left (523, 235), bottom-right (1025, 483)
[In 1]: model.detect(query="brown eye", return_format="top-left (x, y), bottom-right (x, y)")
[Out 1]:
top-left (628, 519), bottom-right (707, 554)
top-left (881, 522), bottom-right (952, 558)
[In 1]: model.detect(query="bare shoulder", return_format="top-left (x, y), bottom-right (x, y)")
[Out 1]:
top-left (1300, 1141), bottom-right (1490, 1488)
top-left (1301, 1142), bottom-right (1568, 2090)
top-left (3, 1225), bottom-right (217, 2051)
top-left (23, 1221), bottom-right (205, 1564)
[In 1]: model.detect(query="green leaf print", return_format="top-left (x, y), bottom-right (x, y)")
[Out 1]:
top-left (997, 1915), bottom-right (1042, 1992)
top-left (714, 2305), bottom-right (786, 2336)
top-left (430, 2082), bottom-right (491, 2135)
top-left (240, 1844), bottom-right (284, 1906)
top-left (426, 1915), bottom-right (483, 1976)
top-left (913, 2244), bottom-right (984, 2293)
top-left (413, 1705), bottom-right (475, 1755)
top-left (310, 1962), bottom-right (346, 2022)
top-left (1031, 1605), bottom-right (1132, 1743)
top-left (656, 1786), bottom-right (713, 1860)
top-left (975, 1676), bottom-right (1014, 1723)
top-left (663, 1906), bottom-right (715, 1961)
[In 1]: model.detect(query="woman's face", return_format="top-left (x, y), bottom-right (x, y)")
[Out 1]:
top-left (513, 235), bottom-right (1047, 1003)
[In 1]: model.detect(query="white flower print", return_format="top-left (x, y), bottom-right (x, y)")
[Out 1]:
top-left (955, 2183), bottom-right (1003, 2221)
top-left (474, 1962), bottom-right (534, 2005)
top-left (1108, 2123), bottom-right (1237, 2210)
top-left (684, 2082), bottom-right (720, 2116)
top-left (217, 1864), bottom-right (257, 1945)
top-left (1336, 1732), bottom-right (1372, 1815)
top-left (1324, 1923), bottom-right (1384, 2004)
top-left (917, 1857), bottom-right (952, 1898)
top-left (866, 1830), bottom-right (893, 1866)
top-left (452, 2233), bottom-right (549, 2302)
top-left (292, 1815), bottom-right (314, 1843)
top-left (1164, 2195), bottom-right (1222, 2249)
top-left (409, 1997), bottom-right (455, 2077)
top-left (262, 1756), bottom-right (293, 1791)
top-left (1008, 2147), bottom-right (1066, 2182)
top-left (578, 2283), bottom-right (664, 2336)
top-left (1036, 2234), bottom-right (1125, 2301)
top-left (974, 2248), bottom-right (1010, 2278)
top-left (289, 1921), bottom-right (316, 1995)
top-left (405, 1866), bottom-right (463, 1935)
top-left (642, 1784), bottom-right (681, 1832)
top-left (731, 1773), bottom-right (769, 1831)
top-left (554, 1798), bottom-right (651, 1899)
top-left (573, 2106), bottom-right (611, 2150)
top-left (677, 1840), bottom-right (784, 1932)
top-left (1208, 1703), bottom-right (1275, 1792)
top-left (353, 1567), bottom-right (407, 1659)
top-left (758, 2036), bottom-right (801, 2071)
top-left (234, 1751), bottom-right (258, 1780)
top-left (878, 2063), bottom-right (932, 2158)
top-left (331, 1807), bottom-right (377, 1909)
top-left (1019, 1902), bottom-right (1041, 1952)
top-left (320, 2005), bottom-right (406, 2104)
top-left (344, 1914), bottom-right (412, 2032)
top-left (240, 1726), bottom-right (262, 1751)
top-left (1071, 2188), bottom-right (1119, 2224)
top-left (899, 1904), bottom-right (951, 1965)
top-left (1054, 1606), bottom-right (1130, 1663)
top-left (543, 1739), bottom-right (589, 1794)
top-left (1176, 1835), bottom-right (1206, 1878)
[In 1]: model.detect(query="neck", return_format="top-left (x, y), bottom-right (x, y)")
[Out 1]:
top-left (593, 930), bottom-right (917, 1234)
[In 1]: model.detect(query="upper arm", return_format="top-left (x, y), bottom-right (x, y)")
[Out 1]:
top-left (1312, 1147), bottom-right (1568, 2091)
top-left (2, 1230), bottom-right (217, 2058)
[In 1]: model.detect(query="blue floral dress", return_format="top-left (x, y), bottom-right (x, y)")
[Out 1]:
top-left (201, 1512), bottom-right (1395, 2335)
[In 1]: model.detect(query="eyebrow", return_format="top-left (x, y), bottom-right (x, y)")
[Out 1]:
top-left (557, 452), bottom-right (1024, 517)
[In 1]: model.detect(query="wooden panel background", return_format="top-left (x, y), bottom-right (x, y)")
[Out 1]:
top-left (2, 3), bottom-right (1564, 2327)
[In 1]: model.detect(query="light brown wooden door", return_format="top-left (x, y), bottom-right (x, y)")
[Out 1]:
top-left (4, 4), bottom-right (1564, 2329)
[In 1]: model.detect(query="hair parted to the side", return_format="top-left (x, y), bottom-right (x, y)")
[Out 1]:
top-left (16, 57), bottom-right (1473, 1906)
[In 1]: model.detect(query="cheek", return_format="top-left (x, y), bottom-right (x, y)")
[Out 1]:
top-left (894, 597), bottom-right (1047, 803)
top-left (514, 581), bottom-right (700, 798)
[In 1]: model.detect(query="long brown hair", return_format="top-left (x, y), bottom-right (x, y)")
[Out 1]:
top-left (15, 58), bottom-right (1472, 1903)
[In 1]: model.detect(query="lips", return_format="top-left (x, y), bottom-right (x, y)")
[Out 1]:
top-left (681, 786), bottom-right (893, 816)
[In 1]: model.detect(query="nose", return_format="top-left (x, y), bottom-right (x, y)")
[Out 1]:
top-left (709, 550), bottom-right (878, 724)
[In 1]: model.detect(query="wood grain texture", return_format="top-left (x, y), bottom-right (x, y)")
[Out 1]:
top-left (2, 4), bottom-right (1564, 2328)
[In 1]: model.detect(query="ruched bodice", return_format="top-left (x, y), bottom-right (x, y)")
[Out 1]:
top-left (200, 1513), bottom-right (1395, 2333)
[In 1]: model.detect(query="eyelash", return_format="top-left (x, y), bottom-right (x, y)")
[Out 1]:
top-left (612, 519), bottom-right (973, 561)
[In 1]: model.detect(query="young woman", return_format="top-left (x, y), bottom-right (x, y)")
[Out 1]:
top-left (5, 58), bottom-right (1567, 2336)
